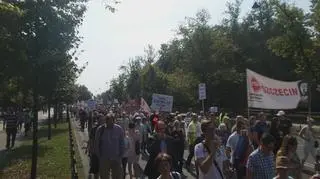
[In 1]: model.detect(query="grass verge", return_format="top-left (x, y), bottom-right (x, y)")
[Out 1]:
top-left (0, 121), bottom-right (74, 179)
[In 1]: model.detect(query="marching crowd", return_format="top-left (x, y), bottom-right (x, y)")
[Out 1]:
top-left (76, 107), bottom-right (320, 179)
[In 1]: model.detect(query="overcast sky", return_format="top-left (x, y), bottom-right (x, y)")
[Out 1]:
top-left (76, 0), bottom-right (310, 95)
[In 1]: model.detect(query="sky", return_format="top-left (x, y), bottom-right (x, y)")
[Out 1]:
top-left (76, 0), bottom-right (310, 95)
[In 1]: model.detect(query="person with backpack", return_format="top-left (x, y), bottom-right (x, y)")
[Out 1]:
top-left (155, 153), bottom-right (181, 179)
top-left (194, 119), bottom-right (224, 179)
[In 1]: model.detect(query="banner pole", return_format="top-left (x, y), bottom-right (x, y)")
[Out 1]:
top-left (202, 100), bottom-right (205, 112)
top-left (308, 83), bottom-right (312, 117)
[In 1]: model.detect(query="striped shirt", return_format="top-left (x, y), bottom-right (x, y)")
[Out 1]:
top-left (5, 114), bottom-right (18, 129)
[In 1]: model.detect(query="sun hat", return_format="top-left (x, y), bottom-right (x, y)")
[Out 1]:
top-left (276, 156), bottom-right (290, 169)
top-left (276, 110), bottom-right (285, 117)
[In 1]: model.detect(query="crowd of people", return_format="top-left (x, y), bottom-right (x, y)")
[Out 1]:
top-left (0, 107), bottom-right (33, 150)
top-left (75, 107), bottom-right (320, 179)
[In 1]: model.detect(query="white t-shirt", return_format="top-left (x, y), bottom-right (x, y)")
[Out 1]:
top-left (226, 131), bottom-right (240, 164)
top-left (194, 143), bottom-right (224, 179)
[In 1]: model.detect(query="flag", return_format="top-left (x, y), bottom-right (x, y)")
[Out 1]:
top-left (140, 97), bottom-right (151, 115)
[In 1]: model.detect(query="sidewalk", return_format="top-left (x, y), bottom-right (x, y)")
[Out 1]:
top-left (0, 112), bottom-right (49, 152)
top-left (71, 118), bottom-right (90, 179)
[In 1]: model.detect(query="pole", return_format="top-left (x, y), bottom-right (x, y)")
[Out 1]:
top-left (202, 100), bottom-right (205, 112)
top-left (308, 83), bottom-right (312, 117)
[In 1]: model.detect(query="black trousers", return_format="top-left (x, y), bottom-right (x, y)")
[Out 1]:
top-left (186, 144), bottom-right (194, 166)
top-left (122, 157), bottom-right (128, 179)
top-left (6, 128), bottom-right (17, 149)
top-left (234, 160), bottom-right (246, 179)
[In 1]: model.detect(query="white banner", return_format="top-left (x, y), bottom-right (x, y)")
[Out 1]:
top-left (151, 93), bottom-right (173, 112)
top-left (140, 97), bottom-right (151, 115)
top-left (247, 69), bottom-right (307, 109)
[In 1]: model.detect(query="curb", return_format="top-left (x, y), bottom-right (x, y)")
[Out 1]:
top-left (71, 118), bottom-right (90, 179)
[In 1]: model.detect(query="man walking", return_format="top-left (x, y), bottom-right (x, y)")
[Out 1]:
top-left (94, 113), bottom-right (124, 179)
top-left (4, 107), bottom-right (18, 149)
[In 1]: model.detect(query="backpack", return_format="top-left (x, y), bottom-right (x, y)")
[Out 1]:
top-left (233, 135), bottom-right (249, 166)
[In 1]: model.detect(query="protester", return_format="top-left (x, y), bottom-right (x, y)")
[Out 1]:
top-left (269, 117), bottom-right (282, 155)
top-left (252, 112), bottom-right (268, 149)
top-left (87, 114), bottom-right (104, 179)
top-left (127, 122), bottom-right (140, 179)
top-left (144, 120), bottom-right (177, 179)
top-left (24, 109), bottom-right (32, 136)
top-left (217, 123), bottom-right (229, 146)
top-left (273, 156), bottom-right (294, 179)
top-left (122, 130), bottom-right (130, 179)
top-left (194, 119), bottom-right (224, 179)
top-left (226, 116), bottom-right (244, 166)
top-left (4, 107), bottom-right (18, 149)
top-left (299, 117), bottom-right (316, 166)
top-left (277, 111), bottom-right (292, 137)
top-left (141, 117), bottom-right (151, 153)
top-left (155, 153), bottom-right (181, 179)
top-left (171, 119), bottom-right (185, 173)
top-left (246, 133), bottom-right (276, 179)
top-left (186, 113), bottom-right (202, 170)
top-left (277, 135), bottom-right (301, 179)
top-left (79, 108), bottom-right (87, 132)
top-left (94, 113), bottom-right (124, 179)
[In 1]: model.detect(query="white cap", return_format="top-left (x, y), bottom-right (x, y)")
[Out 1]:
top-left (276, 110), bottom-right (285, 116)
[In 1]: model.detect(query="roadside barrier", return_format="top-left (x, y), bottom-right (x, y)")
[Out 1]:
top-left (68, 116), bottom-right (79, 179)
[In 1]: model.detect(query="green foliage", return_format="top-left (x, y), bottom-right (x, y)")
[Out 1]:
top-left (76, 85), bottom-right (93, 101)
top-left (0, 0), bottom-right (90, 108)
top-left (103, 0), bottom-right (320, 112)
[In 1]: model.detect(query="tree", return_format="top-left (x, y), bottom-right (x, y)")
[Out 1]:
top-left (1, 0), bottom-right (89, 178)
top-left (99, 0), bottom-right (320, 112)
top-left (76, 85), bottom-right (93, 101)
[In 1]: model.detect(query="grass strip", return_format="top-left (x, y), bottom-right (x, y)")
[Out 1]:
top-left (0, 122), bottom-right (72, 179)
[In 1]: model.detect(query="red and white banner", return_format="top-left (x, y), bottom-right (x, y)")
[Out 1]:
top-left (122, 99), bottom-right (140, 114)
top-left (247, 69), bottom-right (307, 109)
top-left (140, 97), bottom-right (151, 115)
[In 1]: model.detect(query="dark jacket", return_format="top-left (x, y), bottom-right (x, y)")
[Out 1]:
top-left (144, 135), bottom-right (177, 179)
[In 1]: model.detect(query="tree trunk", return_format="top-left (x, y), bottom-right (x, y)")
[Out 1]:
top-left (30, 88), bottom-right (39, 179)
top-left (54, 103), bottom-right (57, 128)
top-left (58, 104), bottom-right (63, 122)
top-left (67, 105), bottom-right (70, 120)
top-left (48, 100), bottom-right (51, 140)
